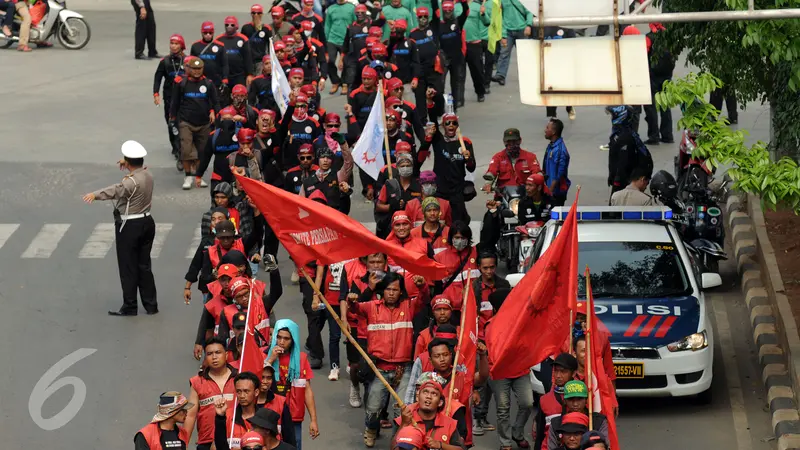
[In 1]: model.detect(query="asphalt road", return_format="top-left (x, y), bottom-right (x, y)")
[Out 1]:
top-left (0, 3), bottom-right (776, 450)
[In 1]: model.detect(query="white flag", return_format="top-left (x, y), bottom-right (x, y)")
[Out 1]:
top-left (350, 92), bottom-right (386, 181)
top-left (269, 38), bottom-right (291, 115)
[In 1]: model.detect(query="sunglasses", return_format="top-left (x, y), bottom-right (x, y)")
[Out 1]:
top-left (386, 116), bottom-right (397, 121)
top-left (299, 156), bottom-right (314, 161)
top-left (202, 31), bottom-right (214, 35)
top-left (418, 15), bottom-right (429, 18)
top-left (444, 121), bottom-right (458, 126)
top-left (325, 123), bottom-right (340, 128)
top-left (295, 104), bottom-right (308, 108)
top-left (245, 446), bottom-right (264, 450)
top-left (225, 24), bottom-right (237, 28)
top-left (252, 12), bottom-right (263, 15)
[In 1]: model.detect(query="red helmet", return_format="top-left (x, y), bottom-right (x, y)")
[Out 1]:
top-left (303, 0), bottom-right (314, 5)
top-left (301, 20), bottom-right (315, 31)
top-left (385, 77), bottom-right (403, 91)
top-left (300, 84), bottom-right (316, 96)
top-left (289, 67), bottom-right (304, 78)
top-left (355, 4), bottom-right (368, 13)
top-left (295, 93), bottom-right (309, 104)
top-left (371, 43), bottom-right (388, 58)
top-left (396, 141), bottom-right (412, 154)
top-left (219, 106), bottom-right (237, 117)
top-left (362, 67), bottom-right (378, 79)
top-left (259, 109), bottom-right (277, 120)
top-left (526, 173), bottom-right (546, 186)
top-left (201, 21), bottom-right (215, 33)
top-left (442, 112), bottom-right (458, 123)
top-left (169, 34), bottom-right (186, 50)
top-left (393, 19), bottom-right (408, 30)
top-left (231, 84), bottom-right (247, 96)
top-left (224, 16), bottom-right (239, 27)
top-left (298, 143), bottom-right (314, 155)
top-left (365, 36), bottom-right (380, 48)
top-left (386, 108), bottom-right (401, 122)
top-left (416, 6), bottom-right (430, 16)
top-left (282, 35), bottom-right (296, 45)
top-left (368, 26), bottom-right (383, 38)
top-left (385, 96), bottom-right (402, 108)
top-left (442, 1), bottom-right (455, 11)
top-left (324, 112), bottom-right (341, 125)
top-left (271, 5), bottom-right (285, 17)
top-left (251, 4), bottom-right (264, 13)
top-left (237, 128), bottom-right (256, 144)
top-left (274, 41), bottom-right (286, 51)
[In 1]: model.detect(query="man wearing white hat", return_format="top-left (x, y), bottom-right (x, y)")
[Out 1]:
top-left (134, 391), bottom-right (193, 450)
top-left (82, 140), bottom-right (158, 316)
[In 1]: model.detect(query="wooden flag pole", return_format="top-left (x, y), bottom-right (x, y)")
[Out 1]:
top-left (379, 80), bottom-right (393, 180)
top-left (446, 273), bottom-right (472, 416)
top-left (585, 266), bottom-right (594, 429)
top-left (229, 281), bottom-right (255, 444)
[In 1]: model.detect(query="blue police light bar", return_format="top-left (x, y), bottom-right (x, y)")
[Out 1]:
top-left (550, 206), bottom-right (674, 221)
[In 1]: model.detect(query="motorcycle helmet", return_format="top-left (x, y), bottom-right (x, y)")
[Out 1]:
top-left (650, 170), bottom-right (678, 201)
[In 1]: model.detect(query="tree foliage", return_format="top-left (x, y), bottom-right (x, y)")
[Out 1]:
top-left (656, 73), bottom-right (800, 210)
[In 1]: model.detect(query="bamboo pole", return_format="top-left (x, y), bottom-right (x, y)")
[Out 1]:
top-left (379, 80), bottom-right (393, 179)
top-left (445, 273), bottom-right (472, 416)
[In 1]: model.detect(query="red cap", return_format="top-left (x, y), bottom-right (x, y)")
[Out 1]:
top-left (282, 35), bottom-right (296, 45)
top-left (301, 20), bottom-right (315, 31)
top-left (385, 77), bottom-right (403, 91)
top-left (230, 277), bottom-right (251, 296)
top-left (271, 5), bottom-right (285, 17)
top-left (561, 412), bottom-right (590, 427)
top-left (355, 4), bottom-right (368, 12)
top-left (369, 26), bottom-right (383, 38)
top-left (362, 66), bottom-right (378, 79)
top-left (442, 1), bottom-right (455, 11)
top-left (418, 379), bottom-right (444, 395)
top-left (386, 108), bottom-right (401, 122)
top-left (325, 112), bottom-right (341, 124)
top-left (262, 54), bottom-right (271, 63)
top-left (526, 173), bottom-right (545, 186)
top-left (169, 34), bottom-right (186, 50)
top-left (219, 106), bottom-right (237, 117)
top-left (366, 36), bottom-right (380, 48)
top-left (242, 431), bottom-right (264, 446)
top-left (395, 426), bottom-right (426, 450)
top-left (183, 56), bottom-right (194, 65)
top-left (216, 263), bottom-right (239, 279)
top-left (259, 109), bottom-right (277, 120)
top-left (237, 128), bottom-right (256, 144)
top-left (231, 84), bottom-right (247, 96)
top-left (392, 211), bottom-right (411, 225)
top-left (372, 43), bottom-right (388, 57)
top-left (300, 84), bottom-right (316, 96)
top-left (303, 0), bottom-right (314, 5)
top-left (416, 6), bottom-right (430, 16)
top-left (298, 143), bottom-right (314, 155)
top-left (622, 25), bottom-right (641, 35)
top-left (431, 296), bottom-right (453, 310)
top-left (396, 141), bottom-right (412, 154)
top-left (224, 16), bottom-right (238, 26)
top-left (289, 67), bottom-right (305, 78)
top-left (394, 19), bottom-right (408, 30)
top-left (295, 93), bottom-right (309, 104)
top-left (442, 112), bottom-right (458, 123)
top-left (274, 41), bottom-right (286, 51)
top-left (251, 4), bottom-right (264, 13)
top-left (309, 190), bottom-right (328, 204)
top-left (201, 21), bottom-right (215, 33)
top-left (385, 97), bottom-right (402, 108)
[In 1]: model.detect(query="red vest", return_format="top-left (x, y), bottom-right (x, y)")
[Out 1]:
top-left (344, 261), bottom-right (368, 333)
top-left (537, 390), bottom-right (564, 450)
top-left (221, 281), bottom-right (269, 340)
top-left (393, 404), bottom-right (459, 444)
top-left (205, 282), bottom-right (229, 334)
top-left (357, 297), bottom-right (425, 364)
top-left (413, 325), bottom-right (460, 359)
top-left (264, 394), bottom-right (287, 439)
top-left (189, 369), bottom-right (237, 444)
top-left (349, 274), bottom-right (375, 338)
top-left (411, 225), bottom-right (450, 252)
top-left (405, 197), bottom-right (453, 227)
top-left (137, 423), bottom-right (189, 450)
top-left (208, 239), bottom-right (247, 269)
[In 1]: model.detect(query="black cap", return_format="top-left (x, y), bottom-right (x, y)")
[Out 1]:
top-left (317, 146), bottom-right (335, 159)
top-left (215, 220), bottom-right (236, 237)
top-left (580, 431), bottom-right (608, 450)
top-left (503, 128), bottom-right (521, 142)
top-left (553, 352), bottom-right (578, 371)
top-left (247, 407), bottom-right (280, 434)
top-left (232, 312), bottom-right (247, 329)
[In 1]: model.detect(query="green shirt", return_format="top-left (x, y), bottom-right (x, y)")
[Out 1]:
top-left (464, 0), bottom-right (491, 41)
top-left (382, 4), bottom-right (416, 40)
top-left (324, 2), bottom-right (357, 46)
top-left (500, 0), bottom-right (533, 36)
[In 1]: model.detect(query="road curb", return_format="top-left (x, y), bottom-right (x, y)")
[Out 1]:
top-left (724, 194), bottom-right (800, 449)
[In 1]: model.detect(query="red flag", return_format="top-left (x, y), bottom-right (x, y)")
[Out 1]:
top-left (239, 283), bottom-right (267, 375)
top-left (487, 192), bottom-right (579, 379)
top-left (586, 269), bottom-right (620, 450)
top-left (452, 284), bottom-right (479, 408)
top-left (235, 175), bottom-right (448, 280)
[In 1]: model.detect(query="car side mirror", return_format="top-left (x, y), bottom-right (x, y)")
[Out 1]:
top-left (701, 273), bottom-right (722, 290)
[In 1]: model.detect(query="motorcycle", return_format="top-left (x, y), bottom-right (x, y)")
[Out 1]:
top-left (674, 129), bottom-right (714, 198)
top-left (0, 0), bottom-right (90, 50)
top-left (483, 173), bottom-right (523, 271)
top-left (515, 220), bottom-right (545, 273)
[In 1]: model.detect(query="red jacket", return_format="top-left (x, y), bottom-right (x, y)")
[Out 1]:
top-left (486, 149), bottom-right (542, 188)
top-left (405, 197), bottom-right (453, 227)
top-left (351, 291), bottom-right (429, 365)
top-left (434, 246), bottom-right (479, 297)
top-left (385, 234), bottom-right (431, 274)
top-left (411, 224), bottom-right (450, 254)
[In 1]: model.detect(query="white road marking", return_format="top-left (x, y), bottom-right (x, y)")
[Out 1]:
top-left (0, 224), bottom-right (20, 251)
top-left (186, 227), bottom-right (202, 259)
top-left (78, 223), bottom-right (116, 259)
top-left (151, 224), bottom-right (173, 259)
top-left (21, 224), bottom-right (70, 259)
top-left (711, 296), bottom-right (753, 450)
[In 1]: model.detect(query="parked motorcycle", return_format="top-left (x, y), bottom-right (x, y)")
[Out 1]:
top-left (483, 173), bottom-right (523, 271)
top-left (674, 129), bottom-right (714, 198)
top-left (0, 0), bottom-right (90, 50)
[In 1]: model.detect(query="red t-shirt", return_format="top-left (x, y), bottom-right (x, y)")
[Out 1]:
top-left (276, 352), bottom-right (314, 422)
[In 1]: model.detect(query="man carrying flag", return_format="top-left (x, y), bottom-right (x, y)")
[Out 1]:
top-left (270, 37), bottom-right (292, 115)
top-left (545, 380), bottom-right (609, 450)
top-left (347, 78), bottom-right (386, 190)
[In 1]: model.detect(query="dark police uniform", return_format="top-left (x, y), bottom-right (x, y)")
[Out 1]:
top-left (90, 141), bottom-right (158, 316)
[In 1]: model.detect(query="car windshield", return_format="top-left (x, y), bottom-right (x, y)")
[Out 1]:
top-left (577, 241), bottom-right (691, 298)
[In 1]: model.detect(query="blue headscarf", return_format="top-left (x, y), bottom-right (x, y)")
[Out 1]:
top-left (269, 319), bottom-right (302, 383)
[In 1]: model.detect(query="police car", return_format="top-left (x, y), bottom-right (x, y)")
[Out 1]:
top-left (508, 206), bottom-right (722, 402)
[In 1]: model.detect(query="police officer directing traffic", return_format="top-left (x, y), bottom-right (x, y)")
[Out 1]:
top-left (83, 140), bottom-right (158, 317)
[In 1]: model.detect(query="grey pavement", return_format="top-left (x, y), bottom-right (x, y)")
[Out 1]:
top-left (0, 3), bottom-right (775, 450)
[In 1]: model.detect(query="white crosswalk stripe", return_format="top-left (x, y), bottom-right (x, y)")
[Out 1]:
top-left (1, 220), bottom-right (485, 260)
top-left (151, 224), bottom-right (173, 259)
top-left (0, 224), bottom-right (19, 251)
top-left (22, 224), bottom-right (70, 259)
top-left (78, 223), bottom-right (116, 259)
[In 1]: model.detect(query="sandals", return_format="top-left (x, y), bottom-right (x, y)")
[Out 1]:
top-left (18, 45), bottom-right (32, 52)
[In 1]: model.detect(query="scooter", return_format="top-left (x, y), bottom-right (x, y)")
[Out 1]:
top-left (674, 129), bottom-right (713, 198)
top-left (515, 220), bottom-right (545, 273)
top-left (483, 173), bottom-right (523, 271)
top-left (1, 0), bottom-right (90, 50)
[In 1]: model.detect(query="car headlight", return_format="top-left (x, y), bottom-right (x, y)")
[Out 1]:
top-left (509, 198), bottom-right (520, 216)
top-left (667, 330), bottom-right (708, 352)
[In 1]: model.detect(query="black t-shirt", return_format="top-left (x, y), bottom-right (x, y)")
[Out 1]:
top-left (134, 427), bottom-right (186, 450)
top-left (273, 441), bottom-right (297, 450)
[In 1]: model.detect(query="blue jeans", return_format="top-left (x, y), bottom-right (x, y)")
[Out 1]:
top-left (365, 364), bottom-right (412, 430)
top-left (326, 311), bottom-right (341, 369)
top-left (494, 29), bottom-right (528, 79)
top-left (294, 421), bottom-right (303, 450)
top-left (490, 375), bottom-right (534, 447)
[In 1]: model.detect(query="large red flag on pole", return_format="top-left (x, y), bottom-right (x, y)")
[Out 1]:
top-left (585, 268), bottom-right (620, 450)
top-left (486, 191), bottom-right (579, 380)
top-left (235, 174), bottom-right (448, 280)
top-left (446, 278), bottom-right (479, 413)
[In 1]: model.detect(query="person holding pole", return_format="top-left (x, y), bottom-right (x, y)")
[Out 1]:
top-left (346, 271), bottom-right (429, 448)
top-left (394, 373), bottom-right (464, 450)
top-left (545, 381), bottom-right (609, 450)
top-left (532, 353), bottom-right (578, 450)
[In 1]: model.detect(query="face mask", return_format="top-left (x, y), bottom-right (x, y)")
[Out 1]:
top-left (506, 145), bottom-right (520, 157)
top-left (452, 237), bottom-right (468, 251)
top-left (325, 127), bottom-right (340, 136)
top-left (422, 184), bottom-right (437, 196)
top-left (398, 166), bottom-right (413, 178)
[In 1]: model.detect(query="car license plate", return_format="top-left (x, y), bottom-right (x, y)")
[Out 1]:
top-left (614, 363), bottom-right (644, 379)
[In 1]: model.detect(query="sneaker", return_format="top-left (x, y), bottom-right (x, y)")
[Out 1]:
top-left (568, 109), bottom-right (577, 120)
top-left (477, 95), bottom-right (486, 103)
top-left (363, 428), bottom-right (377, 447)
top-left (482, 419), bottom-right (496, 431)
top-left (349, 385), bottom-right (362, 407)
top-left (263, 254), bottom-right (278, 272)
top-left (329, 84), bottom-right (340, 94)
top-left (473, 419), bottom-right (485, 436)
top-left (328, 364), bottom-right (340, 381)
top-left (291, 270), bottom-right (299, 284)
top-left (341, 85), bottom-right (349, 95)
top-left (309, 356), bottom-right (323, 370)
top-left (197, 178), bottom-right (208, 188)
top-left (645, 138), bottom-right (660, 145)
top-left (182, 176), bottom-right (192, 190)
top-left (660, 137), bottom-right (675, 144)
